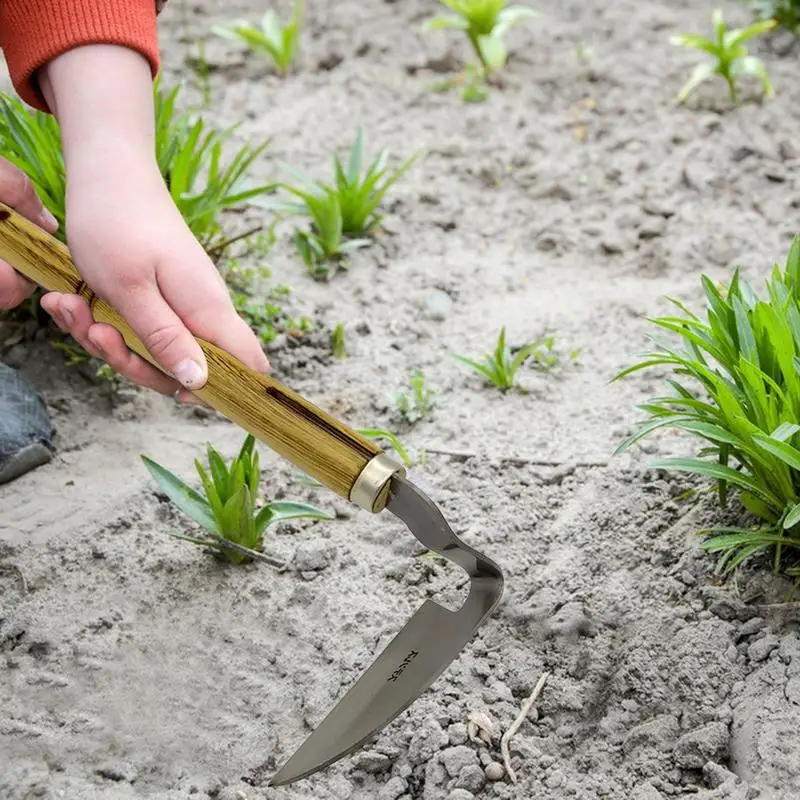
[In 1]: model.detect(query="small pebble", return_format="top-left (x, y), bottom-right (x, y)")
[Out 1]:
top-left (485, 762), bottom-right (505, 781)
top-left (455, 764), bottom-right (486, 793)
top-left (351, 750), bottom-right (392, 774)
top-left (447, 791), bottom-right (475, 800)
top-left (423, 289), bottom-right (454, 320)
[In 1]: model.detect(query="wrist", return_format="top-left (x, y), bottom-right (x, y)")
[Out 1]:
top-left (40, 44), bottom-right (157, 173)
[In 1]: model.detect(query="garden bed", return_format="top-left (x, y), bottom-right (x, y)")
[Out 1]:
top-left (2, 0), bottom-right (800, 798)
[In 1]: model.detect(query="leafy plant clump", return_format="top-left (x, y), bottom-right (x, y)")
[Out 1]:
top-left (142, 434), bottom-right (332, 565)
top-left (0, 81), bottom-right (273, 260)
top-left (454, 327), bottom-right (562, 392)
top-left (670, 9), bottom-right (776, 105)
top-left (615, 238), bottom-right (800, 578)
top-left (393, 369), bottom-right (437, 423)
top-left (154, 79), bottom-right (274, 258)
top-left (257, 129), bottom-right (420, 279)
top-left (212, 0), bottom-right (304, 76)
top-left (747, 0), bottom-right (800, 36)
top-left (424, 0), bottom-right (536, 75)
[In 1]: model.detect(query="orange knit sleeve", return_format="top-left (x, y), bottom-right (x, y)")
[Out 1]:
top-left (0, 0), bottom-right (164, 112)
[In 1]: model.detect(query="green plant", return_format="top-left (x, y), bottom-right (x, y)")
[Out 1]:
top-left (0, 81), bottom-right (273, 260)
top-left (423, 0), bottom-right (536, 75)
top-left (747, 0), bottom-right (800, 35)
top-left (393, 369), bottom-right (437, 422)
top-left (212, 0), bottom-right (304, 76)
top-left (154, 78), bottom-right (274, 257)
top-left (186, 37), bottom-right (213, 106)
top-left (256, 130), bottom-right (419, 278)
top-left (669, 9), bottom-right (776, 104)
top-left (454, 327), bottom-right (560, 392)
top-left (142, 434), bottom-right (332, 565)
top-left (290, 190), bottom-right (372, 279)
top-left (0, 94), bottom-right (66, 239)
top-left (614, 238), bottom-right (800, 578)
top-left (331, 322), bottom-right (347, 358)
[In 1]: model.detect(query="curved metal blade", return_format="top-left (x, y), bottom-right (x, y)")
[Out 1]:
top-left (269, 475), bottom-right (504, 786)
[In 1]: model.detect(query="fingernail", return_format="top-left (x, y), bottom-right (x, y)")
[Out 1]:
top-left (174, 359), bottom-right (206, 389)
top-left (40, 209), bottom-right (58, 230)
top-left (61, 306), bottom-right (73, 327)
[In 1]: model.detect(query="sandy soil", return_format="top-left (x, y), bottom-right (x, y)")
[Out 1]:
top-left (2, 0), bottom-right (800, 798)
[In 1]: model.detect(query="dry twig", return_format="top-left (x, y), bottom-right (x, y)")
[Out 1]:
top-left (501, 671), bottom-right (551, 784)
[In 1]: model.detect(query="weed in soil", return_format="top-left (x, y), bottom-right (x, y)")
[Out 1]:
top-left (392, 368), bottom-right (437, 423)
top-left (330, 322), bottom-right (347, 359)
top-left (142, 433), bottom-right (332, 565)
top-left (453, 326), bottom-right (562, 392)
top-left (616, 238), bottom-right (800, 579)
top-left (423, 0), bottom-right (536, 76)
top-left (256, 129), bottom-right (419, 279)
top-left (212, 0), bottom-right (304, 76)
top-left (670, 9), bottom-right (776, 105)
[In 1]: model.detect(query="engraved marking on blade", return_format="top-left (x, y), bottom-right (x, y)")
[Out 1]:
top-left (387, 650), bottom-right (419, 683)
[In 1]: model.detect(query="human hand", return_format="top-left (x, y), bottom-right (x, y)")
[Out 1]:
top-left (36, 44), bottom-right (269, 402)
top-left (40, 158), bottom-right (270, 402)
top-left (0, 156), bottom-right (59, 309)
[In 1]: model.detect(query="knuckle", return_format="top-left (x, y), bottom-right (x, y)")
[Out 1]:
top-left (141, 323), bottom-right (185, 360)
top-left (5, 166), bottom-right (35, 206)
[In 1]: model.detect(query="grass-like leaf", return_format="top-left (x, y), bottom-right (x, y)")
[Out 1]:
top-left (213, 0), bottom-right (304, 76)
top-left (142, 434), bottom-right (333, 565)
top-left (615, 237), bottom-right (800, 575)
top-left (670, 9), bottom-right (777, 104)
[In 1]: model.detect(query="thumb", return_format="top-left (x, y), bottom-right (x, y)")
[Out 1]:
top-left (113, 286), bottom-right (208, 390)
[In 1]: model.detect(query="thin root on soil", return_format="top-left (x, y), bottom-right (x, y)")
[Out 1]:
top-left (423, 446), bottom-right (608, 470)
top-left (500, 671), bottom-right (551, 784)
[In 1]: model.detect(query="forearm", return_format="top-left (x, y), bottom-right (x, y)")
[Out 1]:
top-left (39, 45), bottom-right (158, 174)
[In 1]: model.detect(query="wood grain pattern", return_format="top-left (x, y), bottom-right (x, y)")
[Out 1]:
top-left (0, 201), bottom-right (383, 502)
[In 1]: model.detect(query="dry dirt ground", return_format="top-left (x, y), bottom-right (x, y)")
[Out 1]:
top-left (2, 0), bottom-right (800, 798)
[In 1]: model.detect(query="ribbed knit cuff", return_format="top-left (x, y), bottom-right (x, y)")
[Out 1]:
top-left (0, 0), bottom-right (160, 112)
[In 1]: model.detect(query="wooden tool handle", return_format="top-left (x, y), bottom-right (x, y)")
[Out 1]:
top-left (0, 202), bottom-right (395, 507)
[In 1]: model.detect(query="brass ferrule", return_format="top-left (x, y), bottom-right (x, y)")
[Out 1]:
top-left (349, 452), bottom-right (405, 512)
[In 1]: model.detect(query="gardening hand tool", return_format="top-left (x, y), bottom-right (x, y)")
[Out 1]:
top-left (0, 202), bottom-right (504, 785)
